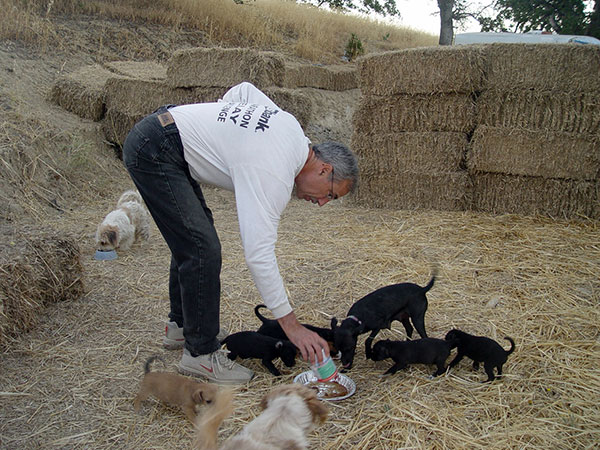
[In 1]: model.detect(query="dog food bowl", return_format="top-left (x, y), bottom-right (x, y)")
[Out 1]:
top-left (293, 371), bottom-right (356, 401)
top-left (94, 249), bottom-right (118, 261)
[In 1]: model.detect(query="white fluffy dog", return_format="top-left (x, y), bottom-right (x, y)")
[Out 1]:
top-left (194, 384), bottom-right (329, 450)
top-left (95, 190), bottom-right (150, 251)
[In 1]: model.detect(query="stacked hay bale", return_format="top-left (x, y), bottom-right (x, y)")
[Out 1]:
top-left (352, 46), bottom-right (485, 210)
top-left (470, 44), bottom-right (600, 219)
top-left (0, 224), bottom-right (84, 349)
top-left (353, 43), bottom-right (599, 219)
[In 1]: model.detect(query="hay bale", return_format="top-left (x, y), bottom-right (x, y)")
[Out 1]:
top-left (471, 172), bottom-right (599, 219)
top-left (48, 64), bottom-right (115, 121)
top-left (358, 45), bottom-right (486, 96)
top-left (283, 61), bottom-right (358, 91)
top-left (352, 131), bottom-right (467, 173)
top-left (0, 225), bottom-right (84, 349)
top-left (102, 78), bottom-right (225, 146)
top-left (167, 47), bottom-right (286, 89)
top-left (103, 60), bottom-right (167, 80)
top-left (469, 126), bottom-right (600, 181)
top-left (477, 89), bottom-right (600, 134)
top-left (484, 43), bottom-right (600, 92)
top-left (353, 94), bottom-right (476, 134)
top-left (352, 171), bottom-right (471, 210)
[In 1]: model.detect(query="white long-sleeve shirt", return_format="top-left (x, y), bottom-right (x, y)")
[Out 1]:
top-left (169, 82), bottom-right (310, 318)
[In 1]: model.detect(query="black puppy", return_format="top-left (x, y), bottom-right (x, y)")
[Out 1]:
top-left (444, 329), bottom-right (515, 382)
top-left (371, 338), bottom-right (451, 377)
top-left (254, 304), bottom-right (338, 354)
top-left (221, 331), bottom-right (298, 376)
top-left (331, 272), bottom-right (436, 370)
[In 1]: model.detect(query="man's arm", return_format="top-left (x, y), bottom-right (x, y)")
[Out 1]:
top-left (277, 311), bottom-right (330, 364)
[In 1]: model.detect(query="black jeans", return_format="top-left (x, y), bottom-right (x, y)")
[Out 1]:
top-left (123, 106), bottom-right (221, 355)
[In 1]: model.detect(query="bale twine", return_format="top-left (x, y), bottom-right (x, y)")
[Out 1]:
top-left (353, 171), bottom-right (471, 211)
top-left (352, 131), bottom-right (467, 173)
top-left (358, 45), bottom-right (486, 96)
top-left (47, 64), bottom-right (115, 121)
top-left (470, 173), bottom-right (599, 219)
top-left (353, 94), bottom-right (476, 135)
top-left (167, 47), bottom-right (286, 89)
top-left (283, 61), bottom-right (358, 91)
top-left (484, 43), bottom-right (600, 92)
top-left (0, 225), bottom-right (84, 349)
top-left (477, 89), bottom-right (600, 134)
top-left (468, 126), bottom-right (599, 181)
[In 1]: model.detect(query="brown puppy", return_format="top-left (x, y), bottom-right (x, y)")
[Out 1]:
top-left (134, 355), bottom-right (218, 423)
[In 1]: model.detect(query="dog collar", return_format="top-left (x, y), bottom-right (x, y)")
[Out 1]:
top-left (346, 315), bottom-right (362, 325)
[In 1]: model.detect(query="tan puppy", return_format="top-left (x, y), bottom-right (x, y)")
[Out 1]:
top-left (134, 356), bottom-right (218, 423)
top-left (195, 383), bottom-right (329, 450)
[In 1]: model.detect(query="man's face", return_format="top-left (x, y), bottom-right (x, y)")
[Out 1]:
top-left (294, 165), bottom-right (352, 206)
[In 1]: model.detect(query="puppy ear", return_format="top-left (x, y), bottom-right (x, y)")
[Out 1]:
top-left (107, 229), bottom-right (118, 247)
top-left (300, 387), bottom-right (329, 425)
top-left (192, 389), bottom-right (204, 404)
top-left (331, 317), bottom-right (338, 329)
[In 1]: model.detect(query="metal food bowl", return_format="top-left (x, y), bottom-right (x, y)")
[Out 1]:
top-left (293, 370), bottom-right (356, 401)
top-left (94, 249), bottom-right (118, 261)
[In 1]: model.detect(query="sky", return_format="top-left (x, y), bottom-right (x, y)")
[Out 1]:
top-left (393, 0), bottom-right (486, 36)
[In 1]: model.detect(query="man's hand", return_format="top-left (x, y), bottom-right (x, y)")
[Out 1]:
top-left (277, 311), bottom-right (330, 364)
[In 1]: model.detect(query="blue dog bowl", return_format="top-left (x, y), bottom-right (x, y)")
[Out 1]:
top-left (94, 249), bottom-right (118, 261)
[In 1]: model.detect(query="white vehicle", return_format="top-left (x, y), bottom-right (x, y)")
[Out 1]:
top-left (454, 31), bottom-right (600, 46)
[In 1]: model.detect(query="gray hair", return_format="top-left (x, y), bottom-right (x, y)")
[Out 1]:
top-left (312, 141), bottom-right (359, 193)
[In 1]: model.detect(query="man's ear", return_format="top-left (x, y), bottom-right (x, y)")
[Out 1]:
top-left (319, 162), bottom-right (333, 176)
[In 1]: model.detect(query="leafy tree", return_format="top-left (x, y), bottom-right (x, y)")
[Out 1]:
top-left (477, 0), bottom-right (599, 38)
top-left (299, 0), bottom-right (400, 17)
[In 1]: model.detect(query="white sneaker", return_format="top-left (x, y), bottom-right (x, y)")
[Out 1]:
top-left (178, 348), bottom-right (254, 384)
top-left (162, 321), bottom-right (229, 349)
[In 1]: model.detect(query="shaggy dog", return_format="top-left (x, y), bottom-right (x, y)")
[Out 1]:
top-left (195, 383), bottom-right (329, 450)
top-left (445, 329), bottom-right (516, 382)
top-left (331, 271), bottom-right (436, 370)
top-left (134, 356), bottom-right (218, 423)
top-left (95, 189), bottom-right (150, 251)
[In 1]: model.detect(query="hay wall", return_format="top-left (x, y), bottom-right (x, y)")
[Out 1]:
top-left (353, 43), bottom-right (600, 220)
top-left (0, 225), bottom-right (84, 349)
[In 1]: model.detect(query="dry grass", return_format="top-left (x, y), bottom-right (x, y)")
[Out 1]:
top-left (0, 0), bottom-right (437, 63)
top-left (0, 185), bottom-right (599, 449)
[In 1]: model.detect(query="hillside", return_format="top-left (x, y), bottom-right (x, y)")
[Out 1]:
top-left (1, 5), bottom-right (600, 450)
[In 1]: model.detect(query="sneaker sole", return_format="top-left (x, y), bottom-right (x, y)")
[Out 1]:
top-left (177, 364), bottom-right (254, 385)
top-left (163, 338), bottom-right (185, 350)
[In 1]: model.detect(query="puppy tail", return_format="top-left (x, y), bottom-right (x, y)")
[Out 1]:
top-left (143, 355), bottom-right (165, 374)
top-left (423, 271), bottom-right (436, 293)
top-left (254, 304), bottom-right (269, 324)
top-left (194, 389), bottom-right (234, 450)
top-left (504, 337), bottom-right (516, 356)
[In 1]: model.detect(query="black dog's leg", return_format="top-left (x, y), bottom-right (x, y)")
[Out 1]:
top-left (365, 330), bottom-right (380, 360)
top-left (483, 362), bottom-right (496, 382)
top-left (448, 352), bottom-right (464, 368)
top-left (411, 315), bottom-right (428, 339)
top-left (472, 361), bottom-right (480, 371)
top-left (401, 317), bottom-right (414, 339)
top-left (497, 364), bottom-right (503, 376)
top-left (433, 361), bottom-right (447, 377)
top-left (383, 362), bottom-right (404, 376)
top-left (262, 358), bottom-right (282, 376)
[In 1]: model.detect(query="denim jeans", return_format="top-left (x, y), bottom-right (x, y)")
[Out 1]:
top-left (122, 106), bottom-right (221, 355)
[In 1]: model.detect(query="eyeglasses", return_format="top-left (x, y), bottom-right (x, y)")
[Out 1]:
top-left (327, 167), bottom-right (335, 200)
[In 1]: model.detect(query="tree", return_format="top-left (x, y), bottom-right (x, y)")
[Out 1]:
top-left (438, 0), bottom-right (455, 45)
top-left (477, 0), bottom-right (600, 38)
top-left (299, 0), bottom-right (400, 17)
